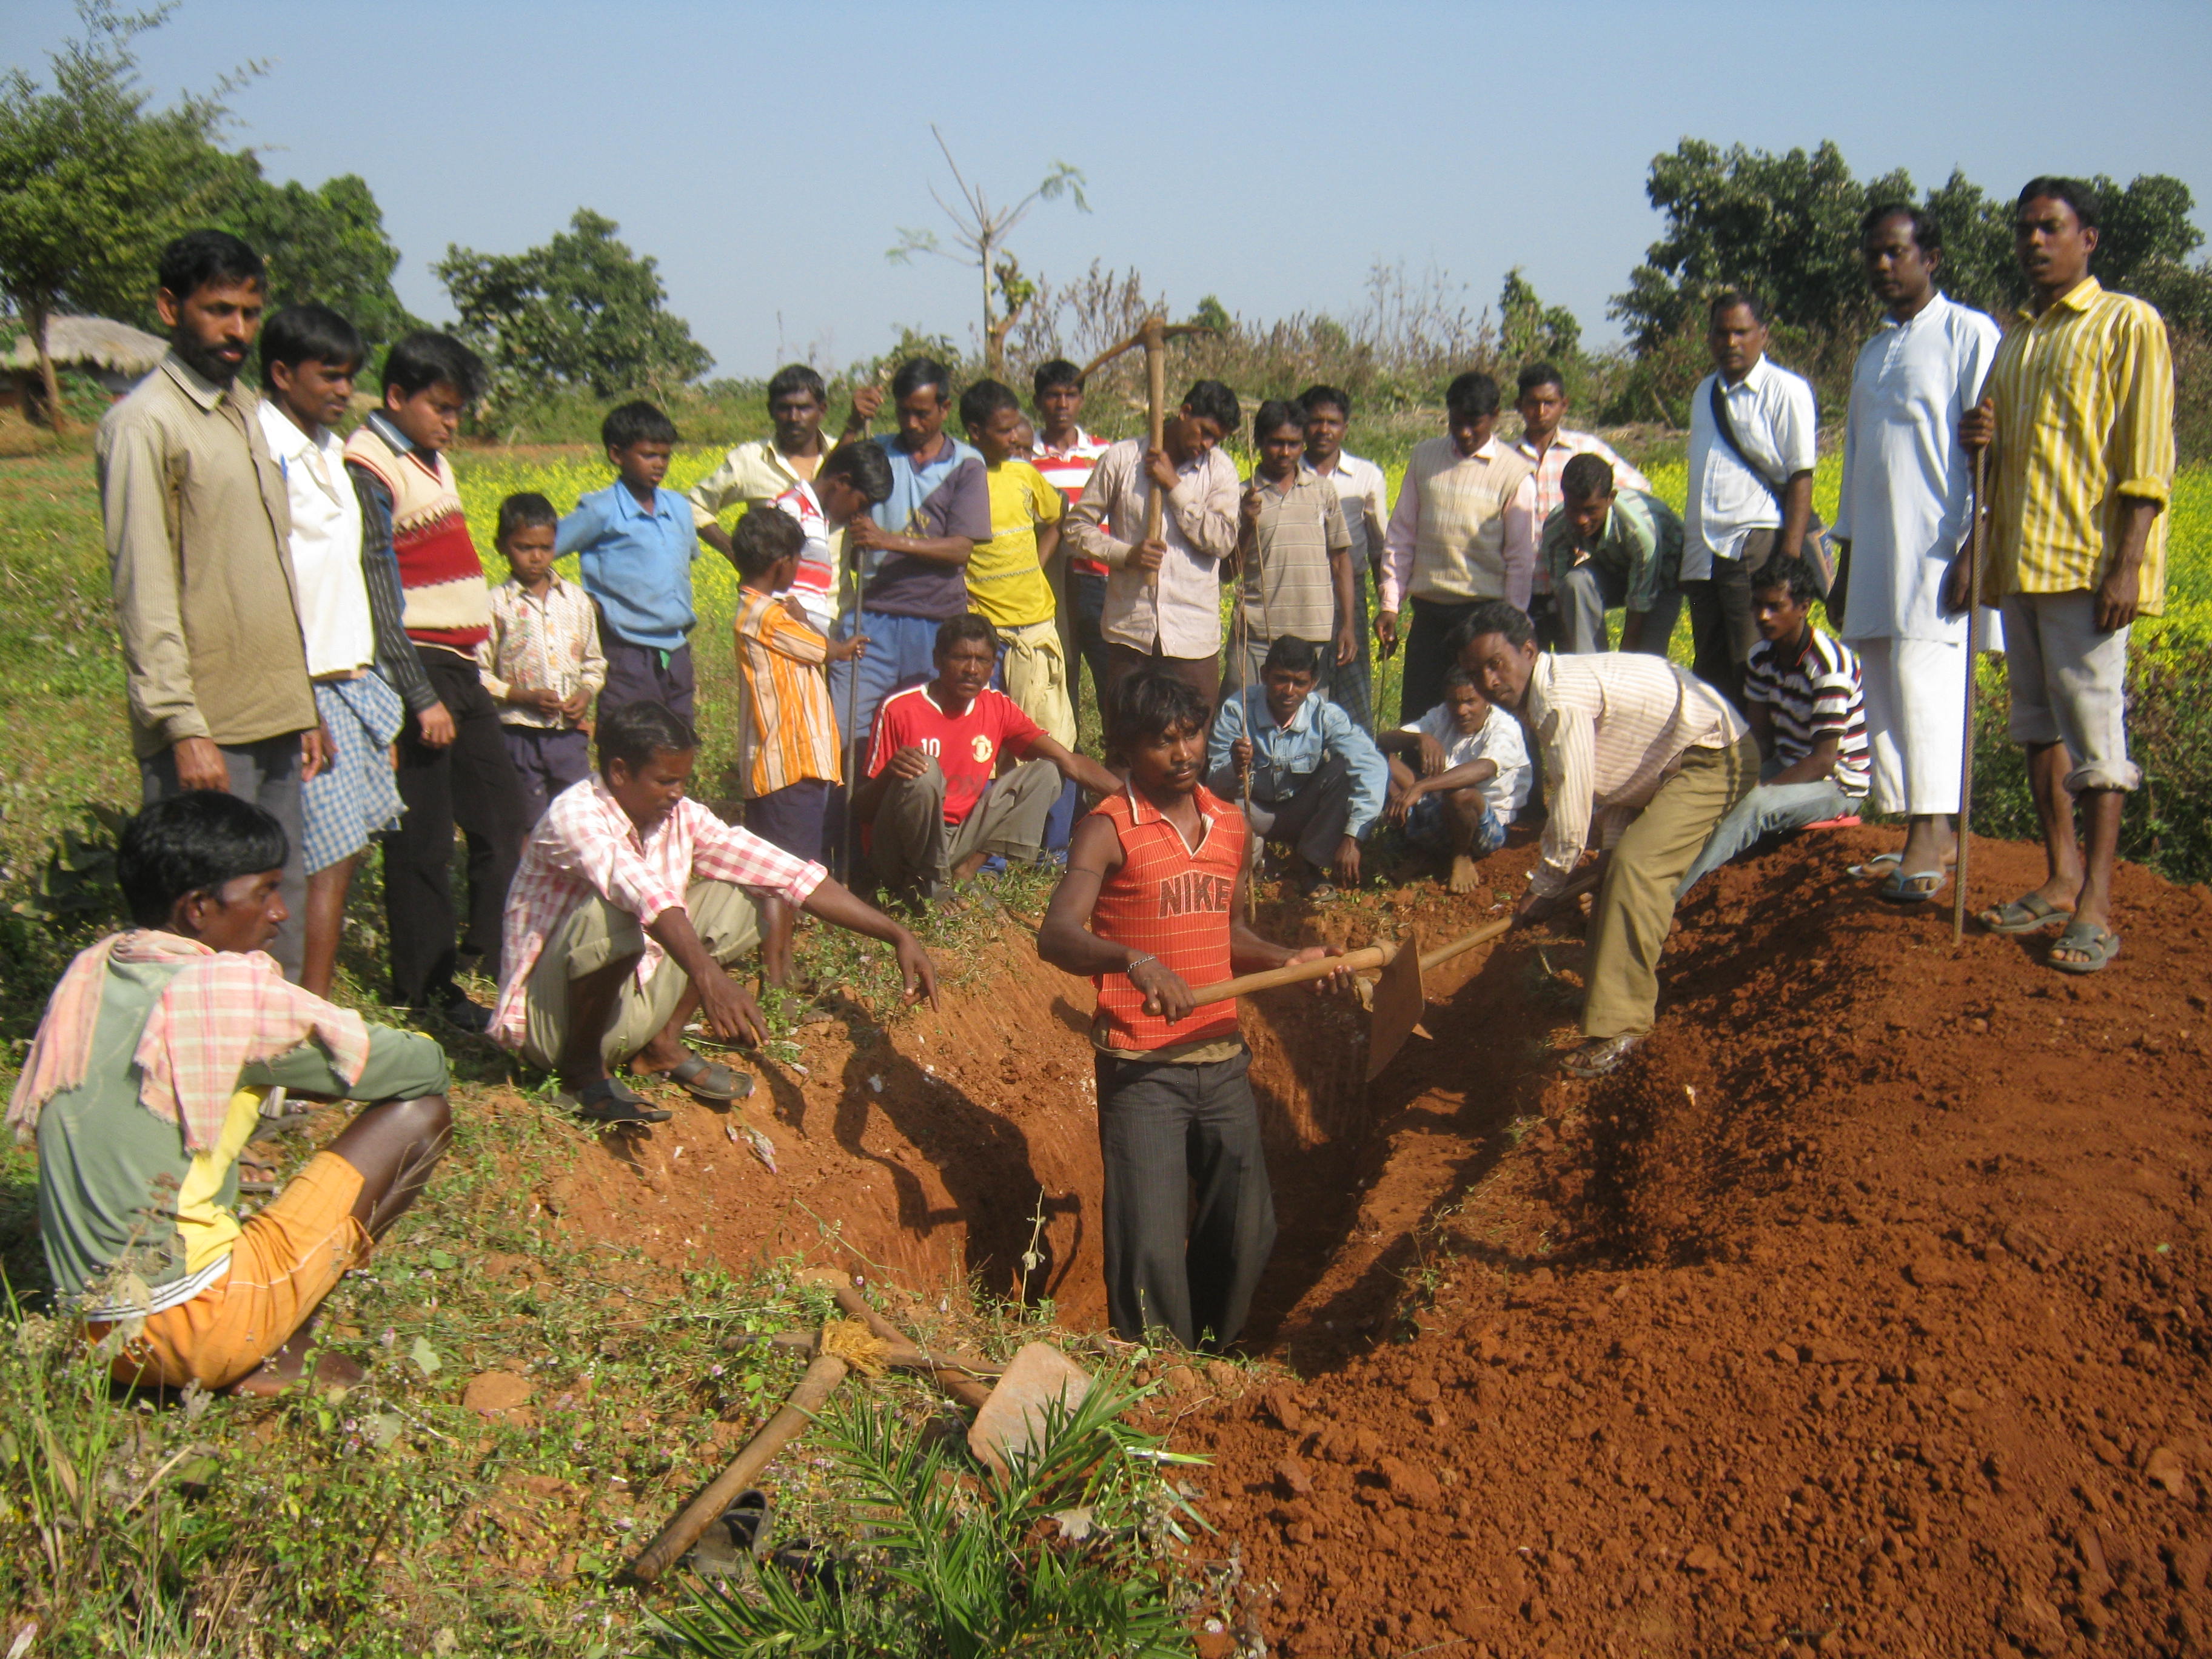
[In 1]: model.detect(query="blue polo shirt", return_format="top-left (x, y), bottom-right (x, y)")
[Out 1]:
top-left (558, 482), bottom-right (700, 651)
top-left (862, 433), bottom-right (991, 620)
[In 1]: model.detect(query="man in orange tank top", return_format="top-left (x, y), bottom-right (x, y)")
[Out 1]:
top-left (1038, 671), bottom-right (1350, 1350)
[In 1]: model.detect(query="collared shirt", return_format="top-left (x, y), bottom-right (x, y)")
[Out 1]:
top-left (1982, 276), bottom-right (2175, 612)
top-left (256, 403), bottom-right (372, 678)
top-left (1523, 652), bottom-right (1748, 897)
top-left (1744, 626), bottom-right (1870, 795)
top-left (862, 434), bottom-right (993, 619)
top-left (1033, 427), bottom-right (1111, 573)
top-left (1513, 429), bottom-right (1654, 597)
top-left (1239, 466), bottom-right (1350, 643)
top-left (558, 482), bottom-right (700, 651)
top-left (1683, 357), bottom-right (1818, 580)
top-left (685, 436), bottom-right (827, 531)
top-left (1381, 435), bottom-right (1539, 611)
top-left (1065, 438), bottom-right (1242, 659)
top-left (865, 684), bottom-right (1045, 826)
top-left (492, 782), bottom-right (826, 1049)
top-left (1204, 686), bottom-right (1389, 840)
top-left (733, 587), bottom-right (841, 796)
top-left (478, 575), bottom-right (607, 729)
top-left (1398, 699), bottom-right (1532, 818)
top-left (968, 458), bottom-right (1064, 628)
top-left (96, 353), bottom-right (314, 757)
top-left (1539, 489), bottom-right (1683, 618)
top-left (1307, 449), bottom-right (1392, 573)
top-left (1834, 292), bottom-right (2003, 642)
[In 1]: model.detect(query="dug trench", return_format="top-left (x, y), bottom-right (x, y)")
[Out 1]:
top-left (524, 828), bottom-right (2212, 1657)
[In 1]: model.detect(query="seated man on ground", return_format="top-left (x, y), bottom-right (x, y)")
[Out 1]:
top-left (1457, 601), bottom-right (1756, 1078)
top-left (1205, 636), bottom-right (1389, 897)
top-left (1037, 670), bottom-right (1351, 1351)
top-left (8, 793), bottom-right (452, 1396)
top-left (492, 701), bottom-right (939, 1124)
top-left (1379, 665), bottom-right (1531, 891)
top-left (855, 614), bottom-right (1119, 902)
top-left (1677, 555), bottom-right (1870, 895)
top-left (1541, 453), bottom-right (1686, 655)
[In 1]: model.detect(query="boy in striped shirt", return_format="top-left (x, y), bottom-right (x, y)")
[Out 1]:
top-left (1678, 555), bottom-right (1869, 894)
top-left (732, 510), bottom-right (866, 985)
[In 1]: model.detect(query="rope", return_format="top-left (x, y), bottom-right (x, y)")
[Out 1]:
top-left (817, 1318), bottom-right (891, 1377)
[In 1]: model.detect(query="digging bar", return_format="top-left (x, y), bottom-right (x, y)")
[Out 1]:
top-left (1954, 445), bottom-right (1988, 946)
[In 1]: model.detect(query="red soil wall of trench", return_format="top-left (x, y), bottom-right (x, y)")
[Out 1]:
top-left (533, 825), bottom-right (2212, 1657)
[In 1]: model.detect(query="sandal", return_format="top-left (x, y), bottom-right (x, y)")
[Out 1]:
top-left (1878, 869), bottom-right (1948, 905)
top-left (2048, 919), bottom-right (2121, 975)
top-left (1847, 853), bottom-right (1903, 880)
top-left (571, 1076), bottom-right (671, 1125)
top-left (666, 1053), bottom-right (754, 1104)
top-left (1980, 892), bottom-right (2072, 935)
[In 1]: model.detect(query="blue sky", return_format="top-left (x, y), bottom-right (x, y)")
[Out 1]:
top-left (7, 0), bottom-right (2209, 379)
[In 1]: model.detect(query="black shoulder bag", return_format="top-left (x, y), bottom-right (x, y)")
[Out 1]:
top-left (1708, 372), bottom-right (1846, 613)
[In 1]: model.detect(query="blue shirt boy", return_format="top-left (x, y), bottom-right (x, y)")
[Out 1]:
top-left (1205, 686), bottom-right (1389, 841)
top-left (559, 483), bottom-right (699, 652)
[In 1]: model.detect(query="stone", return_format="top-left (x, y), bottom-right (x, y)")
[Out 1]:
top-left (1682, 1543), bottom-right (1722, 1573)
top-left (1275, 1456), bottom-right (1315, 1498)
top-left (2147, 1444), bottom-right (2190, 1497)
top-left (463, 1371), bottom-right (533, 1418)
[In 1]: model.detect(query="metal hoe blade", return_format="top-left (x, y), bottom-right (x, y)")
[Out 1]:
top-left (1366, 928), bottom-right (1428, 1081)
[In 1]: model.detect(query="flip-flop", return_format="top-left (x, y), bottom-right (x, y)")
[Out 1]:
top-left (572, 1076), bottom-right (671, 1125)
top-left (1847, 853), bottom-right (1904, 880)
top-left (2048, 919), bottom-right (2121, 975)
top-left (666, 1053), bottom-right (754, 1104)
top-left (1980, 892), bottom-right (2073, 935)
top-left (1877, 869), bottom-right (1948, 905)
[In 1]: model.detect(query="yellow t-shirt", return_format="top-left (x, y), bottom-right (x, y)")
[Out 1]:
top-left (966, 460), bottom-right (1063, 628)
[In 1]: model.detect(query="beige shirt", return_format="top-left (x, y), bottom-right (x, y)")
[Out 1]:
top-left (1524, 651), bottom-right (1747, 897)
top-left (97, 354), bottom-right (314, 758)
top-left (1065, 439), bottom-right (1241, 659)
top-left (1381, 435), bottom-right (1538, 611)
top-left (685, 436), bottom-right (827, 531)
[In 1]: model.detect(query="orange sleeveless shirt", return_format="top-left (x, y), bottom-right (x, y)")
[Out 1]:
top-left (1090, 785), bottom-right (1245, 1052)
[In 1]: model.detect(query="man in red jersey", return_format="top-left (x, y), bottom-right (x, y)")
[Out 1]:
top-left (1037, 670), bottom-right (1349, 1350)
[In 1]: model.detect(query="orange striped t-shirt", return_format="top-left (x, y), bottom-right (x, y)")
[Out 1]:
top-left (1089, 785), bottom-right (1245, 1053)
top-left (733, 588), bottom-right (841, 797)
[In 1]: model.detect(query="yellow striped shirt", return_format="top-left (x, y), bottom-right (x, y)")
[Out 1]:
top-left (732, 589), bottom-right (842, 797)
top-left (1983, 277), bottom-right (2175, 612)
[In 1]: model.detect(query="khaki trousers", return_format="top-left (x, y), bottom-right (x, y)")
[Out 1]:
top-left (997, 618), bottom-right (1078, 748)
top-left (871, 758), bottom-right (1061, 896)
top-left (520, 880), bottom-right (762, 1069)
top-left (1582, 736), bottom-right (1757, 1040)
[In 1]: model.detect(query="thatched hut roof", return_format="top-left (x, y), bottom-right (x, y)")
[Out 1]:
top-left (5, 316), bottom-right (168, 376)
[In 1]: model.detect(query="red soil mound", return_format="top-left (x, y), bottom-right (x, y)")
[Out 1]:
top-left (1182, 827), bottom-right (2212, 1657)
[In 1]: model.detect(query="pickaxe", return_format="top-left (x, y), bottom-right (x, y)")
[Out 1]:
top-left (1081, 316), bottom-right (1218, 555)
top-left (1158, 865), bottom-right (1605, 1081)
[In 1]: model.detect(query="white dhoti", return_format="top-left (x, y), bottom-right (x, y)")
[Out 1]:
top-left (1857, 637), bottom-right (1967, 817)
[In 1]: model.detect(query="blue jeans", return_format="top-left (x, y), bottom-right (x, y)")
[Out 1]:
top-left (1404, 792), bottom-right (1507, 856)
top-left (1677, 776), bottom-right (1862, 896)
top-left (828, 612), bottom-right (945, 749)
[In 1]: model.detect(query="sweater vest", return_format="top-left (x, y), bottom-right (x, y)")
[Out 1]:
top-left (1406, 436), bottom-right (1535, 603)
top-left (342, 424), bottom-right (490, 651)
top-left (1090, 786), bottom-right (1245, 1052)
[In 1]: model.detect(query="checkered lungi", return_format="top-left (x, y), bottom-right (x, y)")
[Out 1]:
top-left (302, 674), bottom-right (407, 875)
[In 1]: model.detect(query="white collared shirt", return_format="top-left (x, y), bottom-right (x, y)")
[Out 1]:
top-left (1683, 356), bottom-right (1817, 580)
top-left (256, 400), bottom-right (371, 677)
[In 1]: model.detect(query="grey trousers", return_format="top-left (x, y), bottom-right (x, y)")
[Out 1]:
top-left (1095, 1046), bottom-right (1276, 1350)
top-left (141, 734), bottom-right (306, 982)
top-left (1557, 563), bottom-right (1687, 659)
top-left (871, 757), bottom-right (1060, 896)
top-left (1245, 751), bottom-right (1357, 871)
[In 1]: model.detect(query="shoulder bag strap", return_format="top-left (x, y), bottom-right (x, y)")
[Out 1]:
top-left (1707, 374), bottom-right (1786, 509)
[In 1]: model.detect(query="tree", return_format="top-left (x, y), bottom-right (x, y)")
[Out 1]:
top-left (434, 209), bottom-right (711, 401)
top-left (887, 127), bottom-right (1089, 377)
top-left (1498, 268), bottom-right (1580, 366)
top-left (0, 1), bottom-right (238, 429)
top-left (212, 159), bottom-right (415, 358)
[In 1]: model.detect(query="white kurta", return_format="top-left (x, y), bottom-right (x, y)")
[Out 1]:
top-left (1834, 293), bottom-right (2000, 643)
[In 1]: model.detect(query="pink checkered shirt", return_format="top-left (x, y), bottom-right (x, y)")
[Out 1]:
top-left (491, 780), bottom-right (825, 1048)
top-left (1512, 431), bottom-right (1654, 596)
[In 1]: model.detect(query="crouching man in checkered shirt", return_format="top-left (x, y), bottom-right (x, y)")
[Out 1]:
top-left (492, 701), bottom-right (938, 1124)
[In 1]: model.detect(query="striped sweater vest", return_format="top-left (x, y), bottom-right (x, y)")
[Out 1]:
top-left (342, 423), bottom-right (491, 651)
top-left (1404, 435), bottom-right (1536, 603)
top-left (1090, 786), bottom-right (1245, 1052)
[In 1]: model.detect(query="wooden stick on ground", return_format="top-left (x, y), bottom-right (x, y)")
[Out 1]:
top-left (627, 1344), bottom-right (849, 1585)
